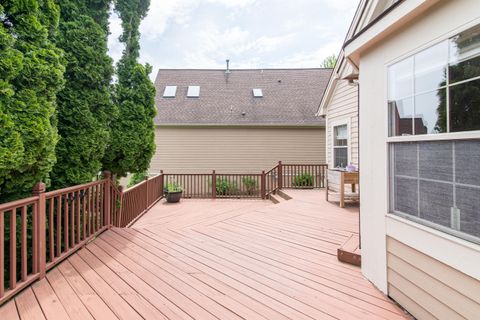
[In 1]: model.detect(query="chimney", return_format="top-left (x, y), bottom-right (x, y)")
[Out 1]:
top-left (225, 59), bottom-right (231, 74)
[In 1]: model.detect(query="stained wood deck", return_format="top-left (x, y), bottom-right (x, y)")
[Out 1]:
top-left (0, 190), bottom-right (411, 320)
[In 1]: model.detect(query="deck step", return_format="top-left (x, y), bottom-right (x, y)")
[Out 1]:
top-left (269, 193), bottom-right (288, 204)
top-left (337, 234), bottom-right (361, 266)
top-left (276, 189), bottom-right (293, 200)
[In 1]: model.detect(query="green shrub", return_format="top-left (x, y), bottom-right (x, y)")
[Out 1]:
top-left (242, 176), bottom-right (257, 195)
top-left (128, 171), bottom-right (147, 187)
top-left (166, 181), bottom-right (182, 193)
top-left (216, 178), bottom-right (237, 195)
top-left (292, 173), bottom-right (314, 187)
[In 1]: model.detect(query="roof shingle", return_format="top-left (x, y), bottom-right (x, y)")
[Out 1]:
top-left (154, 68), bottom-right (331, 126)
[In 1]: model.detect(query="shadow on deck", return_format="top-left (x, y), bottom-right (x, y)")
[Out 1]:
top-left (0, 190), bottom-right (411, 320)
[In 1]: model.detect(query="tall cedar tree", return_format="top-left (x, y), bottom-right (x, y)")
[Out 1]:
top-left (50, 0), bottom-right (115, 189)
top-left (0, 1), bottom-right (65, 202)
top-left (104, 0), bottom-right (156, 177)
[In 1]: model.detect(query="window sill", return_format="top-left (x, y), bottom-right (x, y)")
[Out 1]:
top-left (386, 130), bottom-right (480, 143)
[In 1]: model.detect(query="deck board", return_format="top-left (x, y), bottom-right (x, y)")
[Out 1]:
top-left (1, 190), bottom-right (411, 319)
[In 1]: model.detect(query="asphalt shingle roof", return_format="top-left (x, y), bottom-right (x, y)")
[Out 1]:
top-left (153, 68), bottom-right (331, 126)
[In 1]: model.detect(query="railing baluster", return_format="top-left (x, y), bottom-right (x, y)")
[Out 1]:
top-left (0, 211), bottom-right (4, 298)
top-left (9, 209), bottom-right (16, 290)
top-left (21, 206), bottom-right (27, 281)
top-left (49, 198), bottom-right (54, 263)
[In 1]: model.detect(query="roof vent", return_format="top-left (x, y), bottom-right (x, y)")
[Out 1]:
top-left (252, 88), bottom-right (263, 97)
top-left (163, 85), bottom-right (177, 98)
top-left (187, 86), bottom-right (200, 97)
top-left (225, 59), bottom-right (231, 74)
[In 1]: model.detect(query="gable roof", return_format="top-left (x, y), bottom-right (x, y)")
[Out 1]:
top-left (154, 68), bottom-right (331, 126)
top-left (317, 0), bottom-right (401, 116)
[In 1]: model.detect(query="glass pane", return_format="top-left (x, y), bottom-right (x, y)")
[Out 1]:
top-left (456, 185), bottom-right (480, 238)
top-left (419, 141), bottom-right (453, 182)
top-left (414, 89), bottom-right (446, 134)
top-left (389, 97), bottom-right (413, 136)
top-left (419, 180), bottom-right (453, 229)
top-left (455, 140), bottom-right (480, 186)
top-left (334, 125), bottom-right (348, 146)
top-left (414, 41), bottom-right (448, 93)
top-left (334, 148), bottom-right (348, 168)
top-left (449, 78), bottom-right (480, 132)
top-left (449, 24), bottom-right (480, 84)
top-left (394, 142), bottom-right (417, 177)
top-left (388, 57), bottom-right (413, 100)
top-left (394, 176), bottom-right (418, 216)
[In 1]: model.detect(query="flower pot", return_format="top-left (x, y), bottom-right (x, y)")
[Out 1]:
top-left (166, 190), bottom-right (182, 203)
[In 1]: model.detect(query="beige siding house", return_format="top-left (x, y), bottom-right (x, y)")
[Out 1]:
top-left (344, 0), bottom-right (480, 319)
top-left (151, 68), bottom-right (330, 174)
top-left (317, 51), bottom-right (359, 169)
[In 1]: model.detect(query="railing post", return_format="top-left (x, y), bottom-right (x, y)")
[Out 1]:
top-left (212, 170), bottom-right (216, 199)
top-left (145, 175), bottom-right (149, 209)
top-left (278, 161), bottom-right (283, 190)
top-left (261, 170), bottom-right (266, 199)
top-left (118, 186), bottom-right (124, 227)
top-left (32, 182), bottom-right (46, 279)
top-left (103, 171), bottom-right (111, 228)
top-left (160, 170), bottom-right (164, 197)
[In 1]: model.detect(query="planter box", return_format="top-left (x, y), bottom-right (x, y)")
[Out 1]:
top-left (166, 191), bottom-right (182, 203)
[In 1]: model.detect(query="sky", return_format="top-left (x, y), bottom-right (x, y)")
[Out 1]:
top-left (108, 0), bottom-right (359, 80)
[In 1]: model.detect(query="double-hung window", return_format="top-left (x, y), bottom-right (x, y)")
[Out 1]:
top-left (333, 124), bottom-right (349, 168)
top-left (388, 24), bottom-right (480, 244)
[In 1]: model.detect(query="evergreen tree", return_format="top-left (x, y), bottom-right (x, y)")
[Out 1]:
top-left (50, 0), bottom-right (115, 189)
top-left (103, 0), bottom-right (156, 177)
top-left (0, 1), bottom-right (65, 202)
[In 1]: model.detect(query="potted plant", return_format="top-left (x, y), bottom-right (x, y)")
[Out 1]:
top-left (164, 182), bottom-right (183, 203)
top-left (292, 173), bottom-right (314, 189)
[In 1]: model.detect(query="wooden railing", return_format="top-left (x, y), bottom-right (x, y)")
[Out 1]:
top-left (161, 162), bottom-right (328, 200)
top-left (0, 171), bottom-right (165, 305)
top-left (114, 174), bottom-right (164, 228)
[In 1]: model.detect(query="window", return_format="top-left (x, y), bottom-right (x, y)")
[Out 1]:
top-left (163, 86), bottom-right (177, 98)
top-left (388, 24), bottom-right (480, 244)
top-left (187, 86), bottom-right (200, 97)
top-left (333, 124), bottom-right (348, 168)
top-left (390, 140), bottom-right (480, 243)
top-left (252, 88), bottom-right (263, 97)
top-left (388, 24), bottom-right (480, 136)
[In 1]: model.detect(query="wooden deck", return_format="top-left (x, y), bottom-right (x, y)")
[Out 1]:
top-left (0, 190), bottom-right (411, 320)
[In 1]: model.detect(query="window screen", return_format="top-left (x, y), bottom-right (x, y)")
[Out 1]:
top-left (333, 124), bottom-right (348, 168)
top-left (390, 139), bottom-right (480, 243)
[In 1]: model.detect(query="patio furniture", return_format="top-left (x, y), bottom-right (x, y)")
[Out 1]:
top-left (326, 169), bottom-right (359, 207)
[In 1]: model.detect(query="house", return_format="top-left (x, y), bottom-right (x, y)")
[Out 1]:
top-left (317, 43), bottom-right (359, 170)
top-left (150, 67), bottom-right (331, 173)
top-left (342, 0), bottom-right (480, 319)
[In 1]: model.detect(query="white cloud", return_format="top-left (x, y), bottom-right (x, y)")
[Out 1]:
top-left (109, 0), bottom-right (360, 79)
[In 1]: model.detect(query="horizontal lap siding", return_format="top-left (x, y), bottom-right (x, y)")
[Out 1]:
top-left (150, 127), bottom-right (325, 173)
top-left (326, 80), bottom-right (358, 168)
top-left (386, 237), bottom-right (480, 320)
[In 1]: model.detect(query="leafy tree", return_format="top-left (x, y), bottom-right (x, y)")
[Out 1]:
top-left (50, 0), bottom-right (115, 189)
top-left (103, 0), bottom-right (156, 177)
top-left (0, 1), bottom-right (65, 202)
top-left (321, 54), bottom-right (337, 68)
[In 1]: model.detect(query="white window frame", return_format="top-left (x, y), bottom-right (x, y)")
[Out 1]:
top-left (331, 118), bottom-right (351, 168)
top-left (386, 21), bottom-right (480, 245)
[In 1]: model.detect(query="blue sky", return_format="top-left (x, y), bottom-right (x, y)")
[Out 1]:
top-left (108, 0), bottom-right (359, 80)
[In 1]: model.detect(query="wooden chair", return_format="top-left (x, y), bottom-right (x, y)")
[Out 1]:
top-left (326, 169), bottom-right (359, 207)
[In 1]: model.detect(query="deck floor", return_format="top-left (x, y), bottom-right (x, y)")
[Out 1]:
top-left (0, 190), bottom-right (411, 320)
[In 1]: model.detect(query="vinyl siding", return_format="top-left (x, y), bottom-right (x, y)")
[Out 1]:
top-left (150, 127), bottom-right (325, 173)
top-left (325, 79), bottom-right (359, 168)
top-left (387, 237), bottom-right (480, 320)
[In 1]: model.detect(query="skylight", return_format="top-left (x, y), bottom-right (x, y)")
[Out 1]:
top-left (163, 85), bottom-right (177, 98)
top-left (252, 88), bottom-right (263, 97)
top-left (187, 86), bottom-right (200, 97)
